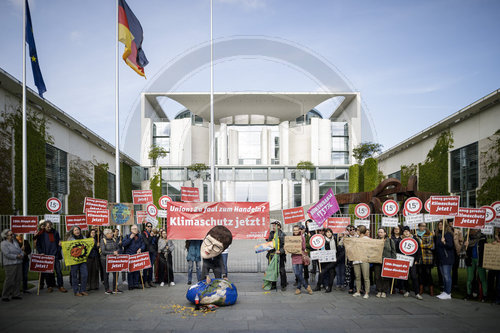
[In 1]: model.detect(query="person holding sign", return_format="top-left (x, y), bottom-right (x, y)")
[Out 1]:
top-left (416, 223), bottom-right (435, 297)
top-left (66, 226), bottom-right (89, 296)
top-left (266, 221), bottom-right (287, 291)
top-left (352, 226), bottom-right (371, 299)
top-left (123, 225), bottom-right (145, 290)
top-left (434, 221), bottom-right (454, 300)
top-left (100, 229), bottom-right (122, 294)
top-left (313, 228), bottom-right (337, 293)
top-left (464, 229), bottom-right (488, 302)
top-left (291, 225), bottom-right (313, 295)
top-left (373, 228), bottom-right (396, 298)
top-left (399, 226), bottom-right (423, 300)
top-left (15, 234), bottom-right (31, 294)
top-left (36, 221), bottom-right (67, 293)
top-left (492, 231), bottom-right (500, 305)
top-left (1, 229), bottom-right (24, 302)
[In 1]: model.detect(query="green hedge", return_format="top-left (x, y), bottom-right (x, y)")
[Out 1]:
top-left (400, 164), bottom-right (417, 187)
top-left (94, 163), bottom-right (109, 200)
top-left (418, 131), bottom-right (453, 194)
top-left (150, 168), bottom-right (162, 208)
top-left (68, 158), bottom-right (93, 214)
top-left (120, 162), bottom-right (133, 203)
top-left (363, 158), bottom-right (378, 192)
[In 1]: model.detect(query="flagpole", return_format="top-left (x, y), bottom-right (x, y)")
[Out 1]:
top-left (115, 0), bottom-right (121, 204)
top-left (22, 0), bottom-right (28, 216)
top-left (209, 0), bottom-right (215, 202)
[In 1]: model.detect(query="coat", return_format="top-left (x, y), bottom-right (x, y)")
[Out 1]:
top-left (36, 229), bottom-right (62, 259)
top-left (1, 240), bottom-right (23, 266)
top-left (122, 233), bottom-right (145, 255)
top-left (434, 231), bottom-right (455, 266)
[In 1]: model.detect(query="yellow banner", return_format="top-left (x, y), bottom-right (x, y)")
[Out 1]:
top-left (61, 238), bottom-right (95, 266)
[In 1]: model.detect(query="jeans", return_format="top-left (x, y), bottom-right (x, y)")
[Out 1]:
top-left (128, 271), bottom-right (141, 287)
top-left (335, 262), bottom-right (345, 287)
top-left (187, 260), bottom-right (201, 282)
top-left (70, 263), bottom-right (88, 294)
top-left (439, 264), bottom-right (452, 294)
top-left (222, 253), bottom-right (229, 277)
top-left (293, 264), bottom-right (309, 290)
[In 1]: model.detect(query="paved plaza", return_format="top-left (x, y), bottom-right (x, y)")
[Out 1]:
top-left (1, 273), bottom-right (499, 332)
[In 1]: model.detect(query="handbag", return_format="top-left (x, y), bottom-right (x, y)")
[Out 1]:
top-left (302, 253), bottom-right (311, 266)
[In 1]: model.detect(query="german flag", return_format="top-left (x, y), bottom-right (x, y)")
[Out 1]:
top-left (118, 0), bottom-right (148, 77)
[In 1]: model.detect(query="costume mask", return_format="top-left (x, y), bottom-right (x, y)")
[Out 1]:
top-left (200, 226), bottom-right (233, 259)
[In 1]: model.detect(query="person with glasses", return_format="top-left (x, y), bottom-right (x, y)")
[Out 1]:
top-left (123, 225), bottom-right (145, 290)
top-left (201, 226), bottom-right (233, 283)
top-left (141, 223), bottom-right (157, 288)
top-left (1, 229), bottom-right (24, 302)
top-left (266, 221), bottom-right (287, 291)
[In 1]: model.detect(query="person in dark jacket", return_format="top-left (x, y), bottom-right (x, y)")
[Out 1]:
top-left (335, 231), bottom-right (346, 290)
top-left (15, 234), bottom-right (31, 293)
top-left (35, 221), bottom-right (67, 293)
top-left (266, 221), bottom-right (287, 291)
top-left (434, 220), bottom-right (455, 300)
top-left (122, 225), bottom-right (146, 290)
top-left (67, 226), bottom-right (89, 296)
top-left (464, 229), bottom-right (488, 301)
top-left (100, 228), bottom-right (122, 294)
top-left (86, 229), bottom-right (100, 291)
top-left (141, 222), bottom-right (157, 288)
top-left (398, 226), bottom-right (423, 300)
top-left (186, 240), bottom-right (202, 284)
top-left (374, 228), bottom-right (396, 298)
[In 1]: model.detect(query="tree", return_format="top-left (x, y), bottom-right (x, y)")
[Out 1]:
top-left (477, 129), bottom-right (500, 205)
top-left (188, 163), bottom-right (209, 180)
top-left (296, 161), bottom-right (315, 180)
top-left (353, 142), bottom-right (383, 164)
top-left (148, 145), bottom-right (167, 166)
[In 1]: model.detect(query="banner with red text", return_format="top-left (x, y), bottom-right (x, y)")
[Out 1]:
top-left (327, 217), bottom-right (351, 233)
top-left (128, 252), bottom-right (151, 272)
top-left (83, 197), bottom-right (108, 212)
top-left (65, 215), bottom-right (88, 232)
top-left (167, 202), bottom-right (269, 240)
top-left (29, 254), bottom-right (55, 273)
top-left (181, 187), bottom-right (200, 202)
top-left (106, 254), bottom-right (130, 272)
top-left (136, 211), bottom-right (147, 224)
top-left (282, 207), bottom-right (305, 224)
top-left (132, 190), bottom-right (153, 205)
top-left (430, 196), bottom-right (460, 216)
top-left (454, 207), bottom-right (486, 228)
top-left (85, 209), bottom-right (109, 226)
top-left (307, 188), bottom-right (340, 226)
top-left (381, 258), bottom-right (410, 280)
top-left (10, 216), bottom-right (38, 234)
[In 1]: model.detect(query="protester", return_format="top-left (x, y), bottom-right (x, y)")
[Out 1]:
top-left (399, 226), bottom-right (423, 300)
top-left (492, 231), bottom-right (500, 305)
top-left (266, 221), bottom-right (287, 291)
top-left (352, 225), bottom-right (371, 299)
top-left (15, 234), bottom-right (31, 293)
top-left (335, 230), bottom-right (346, 290)
top-left (464, 229), bottom-right (488, 301)
top-left (122, 225), bottom-right (145, 290)
top-left (1, 229), bottom-right (23, 302)
top-left (314, 228), bottom-right (337, 293)
top-left (36, 221), bottom-right (67, 293)
top-left (341, 225), bottom-right (357, 294)
top-left (113, 228), bottom-right (127, 285)
top-left (373, 227), bottom-right (396, 298)
top-left (302, 225), bottom-right (311, 283)
top-left (100, 228), bottom-right (122, 294)
top-left (434, 220), bottom-right (455, 300)
top-left (416, 223), bottom-right (434, 296)
top-left (86, 229), bottom-right (100, 291)
top-left (33, 220), bottom-right (49, 290)
top-left (67, 226), bottom-right (89, 296)
top-left (391, 225), bottom-right (404, 293)
top-left (158, 230), bottom-right (175, 286)
top-left (221, 244), bottom-right (231, 278)
top-left (291, 225), bottom-right (313, 295)
top-left (452, 226), bottom-right (465, 288)
top-left (141, 222), bottom-right (157, 288)
top-left (186, 240), bottom-right (202, 284)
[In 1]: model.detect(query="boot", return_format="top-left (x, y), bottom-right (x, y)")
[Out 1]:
top-left (419, 285), bottom-right (424, 296)
top-left (429, 285), bottom-right (434, 296)
top-left (313, 284), bottom-right (321, 292)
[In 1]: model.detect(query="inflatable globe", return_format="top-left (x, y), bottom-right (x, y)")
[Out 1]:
top-left (186, 279), bottom-right (237, 306)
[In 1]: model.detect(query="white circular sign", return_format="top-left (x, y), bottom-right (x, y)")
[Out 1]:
top-left (399, 238), bottom-right (418, 256)
top-left (481, 206), bottom-right (496, 224)
top-left (146, 203), bottom-right (158, 218)
top-left (382, 200), bottom-right (399, 217)
top-left (425, 198), bottom-right (431, 213)
top-left (491, 201), bottom-right (500, 219)
top-left (158, 195), bottom-right (172, 210)
top-left (46, 197), bottom-right (62, 213)
top-left (355, 203), bottom-right (370, 219)
top-left (309, 234), bottom-right (325, 250)
top-left (404, 197), bottom-right (422, 215)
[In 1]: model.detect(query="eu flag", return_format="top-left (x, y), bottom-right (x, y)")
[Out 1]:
top-left (26, 0), bottom-right (46, 97)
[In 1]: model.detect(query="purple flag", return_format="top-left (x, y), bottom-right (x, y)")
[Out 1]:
top-left (307, 188), bottom-right (340, 227)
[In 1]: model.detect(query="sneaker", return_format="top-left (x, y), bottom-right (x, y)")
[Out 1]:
top-left (416, 294), bottom-right (423, 300)
top-left (437, 292), bottom-right (445, 298)
top-left (438, 293), bottom-right (452, 300)
top-left (58, 287), bottom-right (68, 293)
top-left (381, 292), bottom-right (387, 298)
top-left (363, 293), bottom-right (369, 299)
top-left (353, 292), bottom-right (361, 297)
top-left (113, 289), bottom-right (123, 294)
top-left (187, 281), bottom-right (192, 285)
top-left (376, 292), bottom-right (382, 298)
top-left (170, 282), bottom-right (175, 286)
top-left (148, 282), bottom-right (156, 288)
top-left (403, 291), bottom-right (410, 297)
top-left (122, 280), bottom-right (128, 285)
top-left (306, 285), bottom-right (313, 295)
top-left (295, 289), bottom-right (301, 295)
top-left (160, 282), bottom-right (165, 287)
top-left (105, 290), bottom-right (113, 295)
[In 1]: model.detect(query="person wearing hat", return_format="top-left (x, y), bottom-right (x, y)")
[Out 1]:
top-left (398, 226), bottom-right (423, 300)
top-left (266, 220), bottom-right (287, 291)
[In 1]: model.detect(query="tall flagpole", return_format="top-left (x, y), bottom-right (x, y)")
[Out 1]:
top-left (210, 0), bottom-right (215, 201)
top-left (22, 0), bottom-right (28, 216)
top-left (115, 0), bottom-right (121, 204)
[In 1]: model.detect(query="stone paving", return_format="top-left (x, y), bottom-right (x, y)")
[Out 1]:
top-left (1, 273), bottom-right (499, 332)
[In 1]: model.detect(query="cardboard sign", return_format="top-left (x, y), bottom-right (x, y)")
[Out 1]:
top-left (381, 258), bottom-right (410, 280)
top-left (310, 249), bottom-right (336, 263)
top-left (29, 254), bottom-right (55, 273)
top-left (381, 217), bottom-right (399, 228)
top-left (282, 207), bottom-right (305, 224)
top-left (482, 244), bottom-right (500, 270)
top-left (166, 201), bottom-right (269, 240)
top-left (327, 217), bottom-right (350, 233)
top-left (429, 196), bottom-right (460, 216)
top-left (307, 188), bottom-right (340, 226)
top-left (44, 214), bottom-right (60, 224)
top-left (86, 209), bottom-right (110, 226)
top-left (343, 237), bottom-right (384, 263)
top-left (108, 202), bottom-right (134, 226)
top-left (145, 216), bottom-right (158, 228)
top-left (132, 190), bottom-right (153, 205)
top-left (10, 216), bottom-right (38, 234)
top-left (181, 187), bottom-right (200, 202)
top-left (136, 211), bottom-right (147, 224)
top-left (106, 254), bottom-right (130, 272)
top-left (65, 215), bottom-right (88, 232)
top-left (354, 219), bottom-right (370, 228)
top-left (83, 197), bottom-right (108, 212)
top-left (453, 207), bottom-right (486, 228)
top-left (128, 252), bottom-right (152, 272)
top-left (284, 236), bottom-right (303, 254)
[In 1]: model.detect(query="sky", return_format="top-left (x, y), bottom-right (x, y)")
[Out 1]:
top-left (1, 0), bottom-right (499, 161)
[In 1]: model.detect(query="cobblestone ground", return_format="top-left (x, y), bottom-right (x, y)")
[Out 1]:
top-left (1, 273), bottom-right (499, 332)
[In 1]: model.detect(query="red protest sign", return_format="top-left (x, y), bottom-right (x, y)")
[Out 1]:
top-left (136, 211), bottom-right (147, 224)
top-left (429, 196), bottom-right (460, 216)
top-left (10, 216), bottom-right (38, 234)
top-left (128, 252), bottom-right (152, 272)
top-left (158, 195), bottom-right (173, 209)
top-left (29, 254), bottom-right (55, 273)
top-left (65, 215), bottom-right (88, 232)
top-left (85, 209), bottom-right (109, 226)
top-left (181, 187), bottom-right (200, 202)
top-left (381, 258), bottom-right (410, 280)
top-left (481, 206), bottom-right (496, 224)
top-left (166, 201), bottom-right (269, 240)
top-left (106, 254), bottom-right (130, 272)
top-left (83, 197), bottom-right (108, 212)
top-left (132, 190), bottom-right (153, 205)
top-left (327, 217), bottom-right (350, 233)
top-left (454, 207), bottom-right (486, 228)
top-left (282, 207), bottom-right (305, 224)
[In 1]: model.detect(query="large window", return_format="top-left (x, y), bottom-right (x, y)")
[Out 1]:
top-left (161, 181), bottom-right (182, 202)
top-left (234, 182), bottom-right (268, 202)
top-left (153, 122), bottom-right (170, 165)
top-left (107, 172), bottom-right (116, 202)
top-left (331, 122), bottom-right (349, 165)
top-left (237, 129), bottom-right (261, 165)
top-left (46, 144), bottom-right (68, 196)
top-left (451, 142), bottom-right (478, 207)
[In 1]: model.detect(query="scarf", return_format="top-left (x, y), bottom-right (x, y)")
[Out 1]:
top-left (417, 230), bottom-right (425, 237)
top-left (48, 230), bottom-right (55, 242)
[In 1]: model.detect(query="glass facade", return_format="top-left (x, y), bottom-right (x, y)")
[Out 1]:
top-left (46, 144), bottom-right (68, 196)
top-left (153, 122), bottom-right (170, 165)
top-left (331, 122), bottom-right (349, 165)
top-left (451, 142), bottom-right (478, 207)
